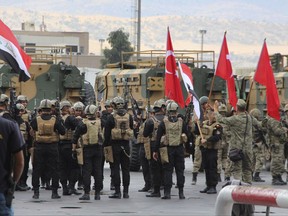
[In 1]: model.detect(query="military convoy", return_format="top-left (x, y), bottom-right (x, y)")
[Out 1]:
top-left (0, 46), bottom-right (95, 111)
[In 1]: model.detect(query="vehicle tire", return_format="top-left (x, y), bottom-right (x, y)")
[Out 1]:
top-left (130, 139), bottom-right (141, 172)
top-left (83, 81), bottom-right (96, 106)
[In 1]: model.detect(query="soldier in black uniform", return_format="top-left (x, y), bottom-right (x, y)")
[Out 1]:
top-left (144, 100), bottom-right (166, 197)
top-left (0, 94), bottom-right (14, 121)
top-left (73, 105), bottom-right (103, 200)
top-left (197, 110), bottom-right (222, 194)
top-left (104, 96), bottom-right (133, 199)
top-left (101, 99), bottom-right (115, 190)
top-left (58, 100), bottom-right (81, 196)
top-left (14, 103), bottom-right (33, 191)
top-left (30, 99), bottom-right (65, 199)
top-left (153, 101), bottom-right (187, 199)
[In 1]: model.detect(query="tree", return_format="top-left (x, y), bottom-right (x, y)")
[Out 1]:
top-left (102, 28), bottom-right (134, 67)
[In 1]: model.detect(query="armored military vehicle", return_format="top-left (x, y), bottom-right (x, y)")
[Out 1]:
top-left (95, 50), bottom-right (224, 171)
top-left (0, 46), bottom-right (95, 110)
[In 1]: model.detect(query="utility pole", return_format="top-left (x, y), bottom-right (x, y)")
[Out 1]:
top-left (136, 0), bottom-right (141, 61)
top-left (99, 39), bottom-right (105, 56)
top-left (199, 29), bottom-right (207, 66)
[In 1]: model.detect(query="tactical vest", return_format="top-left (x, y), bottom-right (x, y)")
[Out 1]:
top-left (22, 110), bottom-right (31, 122)
top-left (59, 114), bottom-right (73, 141)
top-left (35, 116), bottom-right (59, 143)
top-left (19, 122), bottom-right (28, 141)
top-left (111, 113), bottom-right (133, 140)
top-left (81, 118), bottom-right (101, 145)
top-left (151, 116), bottom-right (161, 142)
top-left (163, 117), bottom-right (182, 146)
top-left (201, 120), bottom-right (220, 149)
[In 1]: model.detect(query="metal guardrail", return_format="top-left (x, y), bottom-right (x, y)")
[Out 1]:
top-left (215, 184), bottom-right (288, 216)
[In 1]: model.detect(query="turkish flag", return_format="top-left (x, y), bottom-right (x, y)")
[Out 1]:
top-left (215, 32), bottom-right (238, 109)
top-left (0, 19), bottom-right (31, 82)
top-left (254, 40), bottom-right (280, 120)
top-left (165, 27), bottom-right (184, 108)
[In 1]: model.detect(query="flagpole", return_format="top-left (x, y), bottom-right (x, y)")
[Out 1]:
top-left (208, 75), bottom-right (216, 100)
top-left (196, 121), bottom-right (204, 140)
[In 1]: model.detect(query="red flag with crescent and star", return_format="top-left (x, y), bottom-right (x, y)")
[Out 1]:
top-left (165, 27), bottom-right (184, 108)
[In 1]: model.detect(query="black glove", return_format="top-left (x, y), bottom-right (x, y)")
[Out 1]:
top-left (72, 150), bottom-right (77, 160)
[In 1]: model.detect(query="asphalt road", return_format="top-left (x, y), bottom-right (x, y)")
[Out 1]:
top-left (13, 158), bottom-right (288, 216)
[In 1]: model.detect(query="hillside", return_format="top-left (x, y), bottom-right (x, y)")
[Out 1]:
top-left (1, 7), bottom-right (287, 69)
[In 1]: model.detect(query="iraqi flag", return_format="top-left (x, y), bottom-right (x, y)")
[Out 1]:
top-left (0, 20), bottom-right (31, 82)
top-left (178, 62), bottom-right (201, 119)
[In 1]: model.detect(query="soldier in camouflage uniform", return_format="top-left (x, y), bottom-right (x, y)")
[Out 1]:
top-left (281, 104), bottom-right (288, 182)
top-left (214, 99), bottom-right (253, 184)
top-left (267, 114), bottom-right (287, 185)
top-left (217, 104), bottom-right (230, 182)
top-left (250, 108), bottom-right (266, 182)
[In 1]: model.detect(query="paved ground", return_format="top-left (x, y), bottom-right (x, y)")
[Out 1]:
top-left (13, 158), bottom-right (288, 216)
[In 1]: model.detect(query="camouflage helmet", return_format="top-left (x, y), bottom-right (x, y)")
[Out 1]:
top-left (199, 96), bottom-right (209, 105)
top-left (250, 108), bottom-right (261, 120)
top-left (17, 95), bottom-right (28, 102)
top-left (165, 99), bottom-right (174, 107)
top-left (153, 100), bottom-right (162, 108)
top-left (0, 94), bottom-right (9, 103)
top-left (73, 101), bottom-right (85, 111)
top-left (16, 103), bottom-right (25, 110)
top-left (158, 99), bottom-right (166, 108)
top-left (39, 99), bottom-right (52, 109)
top-left (236, 99), bottom-right (246, 109)
top-left (166, 101), bottom-right (178, 112)
top-left (284, 104), bottom-right (288, 112)
top-left (112, 96), bottom-right (125, 109)
top-left (60, 100), bottom-right (72, 110)
top-left (84, 104), bottom-right (98, 115)
top-left (105, 99), bottom-right (112, 107)
top-left (218, 104), bottom-right (227, 112)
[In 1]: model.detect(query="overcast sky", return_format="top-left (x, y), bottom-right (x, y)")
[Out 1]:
top-left (2, 0), bottom-right (288, 23)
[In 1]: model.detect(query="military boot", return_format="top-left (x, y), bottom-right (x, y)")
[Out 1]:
top-left (70, 187), bottom-right (82, 195)
top-left (109, 187), bottom-right (121, 199)
top-left (32, 189), bottom-right (39, 199)
top-left (200, 186), bottom-right (210, 193)
top-left (272, 176), bottom-right (285, 185)
top-left (94, 191), bottom-right (101, 200)
top-left (161, 188), bottom-right (171, 199)
top-left (62, 185), bottom-right (72, 196)
top-left (51, 189), bottom-right (61, 199)
top-left (178, 187), bottom-right (185, 199)
top-left (278, 175), bottom-right (287, 185)
top-left (123, 186), bottom-right (129, 199)
top-left (146, 186), bottom-right (161, 197)
top-left (191, 172), bottom-right (198, 185)
top-left (253, 172), bottom-right (265, 182)
top-left (79, 193), bottom-right (90, 200)
top-left (206, 186), bottom-right (217, 194)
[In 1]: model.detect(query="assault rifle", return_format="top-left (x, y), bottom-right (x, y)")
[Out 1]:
top-left (130, 92), bottom-right (142, 138)
top-left (9, 87), bottom-right (17, 119)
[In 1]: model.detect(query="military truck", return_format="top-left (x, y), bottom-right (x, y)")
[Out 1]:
top-left (0, 46), bottom-right (95, 110)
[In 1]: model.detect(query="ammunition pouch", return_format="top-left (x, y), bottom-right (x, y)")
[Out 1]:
top-left (181, 133), bottom-right (187, 143)
top-left (159, 146), bottom-right (169, 164)
top-left (104, 146), bottom-right (114, 163)
top-left (144, 139), bottom-right (151, 160)
top-left (111, 128), bottom-right (133, 140)
top-left (228, 148), bottom-right (244, 162)
top-left (76, 147), bottom-right (83, 165)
